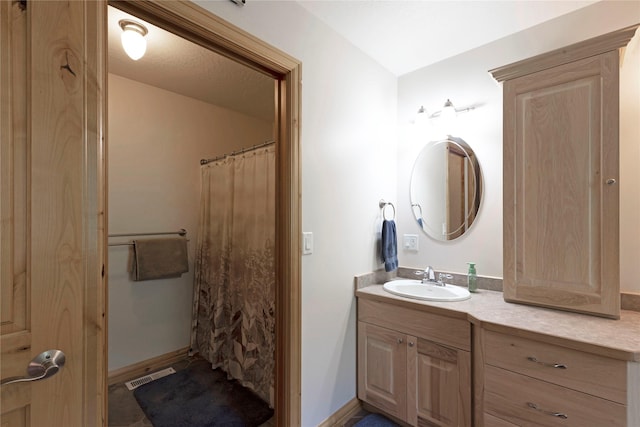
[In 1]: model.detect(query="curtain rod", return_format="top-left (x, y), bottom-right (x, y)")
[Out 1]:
top-left (200, 140), bottom-right (275, 165)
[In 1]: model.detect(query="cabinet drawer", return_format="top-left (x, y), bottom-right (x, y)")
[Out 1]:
top-left (484, 413), bottom-right (519, 427)
top-left (358, 299), bottom-right (470, 351)
top-left (484, 330), bottom-right (626, 403)
top-left (485, 365), bottom-right (625, 427)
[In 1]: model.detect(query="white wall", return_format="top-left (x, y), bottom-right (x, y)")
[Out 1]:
top-left (108, 73), bottom-right (273, 371)
top-left (397, 2), bottom-right (640, 291)
top-left (194, 2), bottom-right (398, 425)
top-left (619, 26), bottom-right (640, 293)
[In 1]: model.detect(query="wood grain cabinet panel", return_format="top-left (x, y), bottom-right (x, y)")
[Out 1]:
top-left (357, 301), bottom-right (471, 427)
top-left (502, 51), bottom-right (619, 318)
top-left (484, 413), bottom-right (520, 427)
top-left (485, 365), bottom-right (626, 427)
top-left (357, 321), bottom-right (407, 421)
top-left (484, 330), bottom-right (626, 403)
top-left (491, 25), bottom-right (639, 318)
top-left (479, 329), bottom-right (637, 427)
top-left (407, 337), bottom-right (471, 427)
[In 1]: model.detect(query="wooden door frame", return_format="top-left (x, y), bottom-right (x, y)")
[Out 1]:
top-left (105, 1), bottom-right (302, 425)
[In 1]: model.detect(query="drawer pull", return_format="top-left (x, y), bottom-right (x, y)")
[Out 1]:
top-left (527, 356), bottom-right (567, 369)
top-left (527, 402), bottom-right (568, 419)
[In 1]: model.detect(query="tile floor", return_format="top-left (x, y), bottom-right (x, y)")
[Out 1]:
top-left (107, 356), bottom-right (370, 427)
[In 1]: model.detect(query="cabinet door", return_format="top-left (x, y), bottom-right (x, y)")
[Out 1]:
top-left (407, 337), bottom-right (471, 427)
top-left (503, 50), bottom-right (620, 318)
top-left (358, 321), bottom-right (407, 421)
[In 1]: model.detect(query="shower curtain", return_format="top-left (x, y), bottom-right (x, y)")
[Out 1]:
top-left (191, 144), bottom-right (275, 405)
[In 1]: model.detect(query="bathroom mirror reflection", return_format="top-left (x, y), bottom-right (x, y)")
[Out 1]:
top-left (410, 136), bottom-right (483, 241)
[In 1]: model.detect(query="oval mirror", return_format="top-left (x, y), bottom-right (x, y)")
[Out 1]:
top-left (410, 136), bottom-right (483, 241)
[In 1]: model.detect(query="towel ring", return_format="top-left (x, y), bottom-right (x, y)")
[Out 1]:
top-left (379, 199), bottom-right (396, 221)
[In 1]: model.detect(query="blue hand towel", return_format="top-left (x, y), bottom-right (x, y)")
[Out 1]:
top-left (381, 219), bottom-right (398, 272)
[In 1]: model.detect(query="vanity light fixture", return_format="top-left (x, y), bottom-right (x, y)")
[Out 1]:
top-left (119, 19), bottom-right (148, 61)
top-left (418, 99), bottom-right (475, 120)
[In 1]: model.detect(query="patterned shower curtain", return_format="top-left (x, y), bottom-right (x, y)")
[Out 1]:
top-left (190, 144), bottom-right (275, 405)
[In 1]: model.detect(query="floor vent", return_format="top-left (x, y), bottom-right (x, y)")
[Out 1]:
top-left (125, 367), bottom-right (176, 391)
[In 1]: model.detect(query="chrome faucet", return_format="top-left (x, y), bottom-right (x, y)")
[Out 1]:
top-left (416, 266), bottom-right (440, 285)
top-left (415, 266), bottom-right (452, 287)
top-left (424, 266), bottom-right (436, 282)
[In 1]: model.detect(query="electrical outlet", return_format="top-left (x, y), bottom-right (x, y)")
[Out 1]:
top-left (403, 234), bottom-right (419, 251)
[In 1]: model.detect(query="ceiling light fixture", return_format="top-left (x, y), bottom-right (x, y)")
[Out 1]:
top-left (119, 19), bottom-right (148, 61)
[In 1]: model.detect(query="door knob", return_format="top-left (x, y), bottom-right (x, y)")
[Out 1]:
top-left (1, 349), bottom-right (65, 386)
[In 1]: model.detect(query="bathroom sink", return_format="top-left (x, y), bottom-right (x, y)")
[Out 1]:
top-left (382, 279), bottom-right (471, 302)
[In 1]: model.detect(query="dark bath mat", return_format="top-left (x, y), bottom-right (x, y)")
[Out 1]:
top-left (353, 413), bottom-right (399, 427)
top-left (133, 359), bottom-right (273, 427)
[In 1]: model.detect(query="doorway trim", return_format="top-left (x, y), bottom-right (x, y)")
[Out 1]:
top-left (107, 1), bottom-right (302, 425)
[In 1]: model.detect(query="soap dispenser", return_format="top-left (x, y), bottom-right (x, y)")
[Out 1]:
top-left (467, 262), bottom-right (477, 293)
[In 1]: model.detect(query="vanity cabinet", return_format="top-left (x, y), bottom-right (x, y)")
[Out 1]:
top-left (490, 25), bottom-right (639, 318)
top-left (480, 329), bottom-right (634, 427)
top-left (356, 285), bottom-right (640, 427)
top-left (358, 299), bottom-right (471, 426)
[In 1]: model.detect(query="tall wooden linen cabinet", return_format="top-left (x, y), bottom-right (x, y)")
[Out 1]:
top-left (490, 25), bottom-right (639, 319)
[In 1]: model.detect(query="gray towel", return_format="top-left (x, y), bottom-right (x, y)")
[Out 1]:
top-left (132, 237), bottom-right (189, 281)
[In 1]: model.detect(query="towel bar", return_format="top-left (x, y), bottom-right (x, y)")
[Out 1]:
top-left (108, 229), bottom-right (187, 238)
top-left (107, 229), bottom-right (188, 247)
top-left (109, 239), bottom-right (190, 247)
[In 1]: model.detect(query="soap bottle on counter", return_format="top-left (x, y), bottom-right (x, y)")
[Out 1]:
top-left (467, 262), bottom-right (477, 293)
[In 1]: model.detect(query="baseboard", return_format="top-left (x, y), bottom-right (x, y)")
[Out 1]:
top-left (108, 346), bottom-right (191, 386)
top-left (318, 397), bottom-right (362, 427)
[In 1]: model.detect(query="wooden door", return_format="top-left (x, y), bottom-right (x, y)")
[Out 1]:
top-left (357, 322), bottom-right (407, 422)
top-left (407, 337), bottom-right (471, 427)
top-left (1, 1), bottom-right (105, 426)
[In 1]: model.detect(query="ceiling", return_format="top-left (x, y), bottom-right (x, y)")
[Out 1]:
top-left (108, 6), bottom-right (276, 122)
top-left (108, 1), bottom-right (598, 120)
top-left (297, 0), bottom-right (598, 76)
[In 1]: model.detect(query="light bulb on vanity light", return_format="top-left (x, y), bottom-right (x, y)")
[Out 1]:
top-left (119, 19), bottom-right (148, 61)
top-left (414, 105), bottom-right (429, 125)
top-left (439, 99), bottom-right (461, 136)
top-left (440, 99), bottom-right (456, 123)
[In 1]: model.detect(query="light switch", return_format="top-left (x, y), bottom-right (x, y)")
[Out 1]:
top-left (302, 232), bottom-right (313, 255)
top-left (403, 234), bottom-right (419, 251)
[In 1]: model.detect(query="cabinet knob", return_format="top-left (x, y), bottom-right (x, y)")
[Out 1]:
top-left (408, 341), bottom-right (415, 347)
top-left (606, 178), bottom-right (617, 185)
top-left (397, 338), bottom-right (403, 344)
